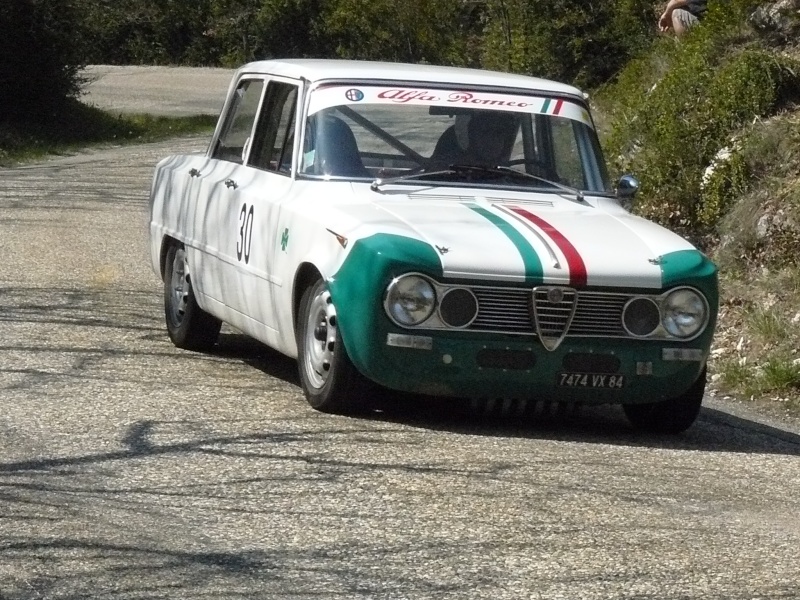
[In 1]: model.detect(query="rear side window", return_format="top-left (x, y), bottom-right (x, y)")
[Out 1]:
top-left (249, 81), bottom-right (299, 174)
top-left (212, 78), bottom-right (265, 164)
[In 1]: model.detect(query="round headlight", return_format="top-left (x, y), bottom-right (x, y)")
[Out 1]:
top-left (662, 288), bottom-right (707, 339)
top-left (384, 275), bottom-right (436, 326)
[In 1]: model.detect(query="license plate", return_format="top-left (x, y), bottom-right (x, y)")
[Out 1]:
top-left (557, 372), bottom-right (625, 389)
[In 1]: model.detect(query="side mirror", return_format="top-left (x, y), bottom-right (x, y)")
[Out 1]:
top-left (616, 175), bottom-right (639, 208)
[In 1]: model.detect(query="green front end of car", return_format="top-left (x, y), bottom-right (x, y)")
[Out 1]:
top-left (328, 234), bottom-right (718, 405)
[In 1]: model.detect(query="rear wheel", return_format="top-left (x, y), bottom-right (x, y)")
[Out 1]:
top-left (623, 367), bottom-right (706, 434)
top-left (297, 279), bottom-right (370, 414)
top-left (163, 243), bottom-right (221, 351)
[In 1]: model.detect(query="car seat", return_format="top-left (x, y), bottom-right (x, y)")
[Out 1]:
top-left (429, 114), bottom-right (471, 166)
top-left (313, 115), bottom-right (369, 178)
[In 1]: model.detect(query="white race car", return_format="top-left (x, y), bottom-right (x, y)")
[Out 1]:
top-left (149, 59), bottom-right (718, 433)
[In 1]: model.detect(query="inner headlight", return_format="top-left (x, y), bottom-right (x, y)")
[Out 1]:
top-left (384, 275), bottom-right (436, 326)
top-left (662, 288), bottom-right (708, 339)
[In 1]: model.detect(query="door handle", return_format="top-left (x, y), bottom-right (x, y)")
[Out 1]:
top-left (189, 168), bottom-right (201, 177)
top-left (225, 179), bottom-right (238, 189)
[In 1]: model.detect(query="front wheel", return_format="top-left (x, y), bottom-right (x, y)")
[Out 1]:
top-left (623, 367), bottom-right (706, 434)
top-left (296, 279), bottom-right (370, 414)
top-left (163, 243), bottom-right (221, 351)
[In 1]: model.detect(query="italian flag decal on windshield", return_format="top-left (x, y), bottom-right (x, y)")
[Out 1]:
top-left (540, 98), bottom-right (564, 116)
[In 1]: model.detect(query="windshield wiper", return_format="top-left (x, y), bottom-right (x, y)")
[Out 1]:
top-left (371, 164), bottom-right (519, 190)
top-left (370, 168), bottom-right (457, 191)
top-left (492, 166), bottom-right (585, 202)
top-left (371, 164), bottom-right (585, 202)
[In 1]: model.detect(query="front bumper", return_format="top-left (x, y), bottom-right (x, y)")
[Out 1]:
top-left (350, 330), bottom-right (706, 404)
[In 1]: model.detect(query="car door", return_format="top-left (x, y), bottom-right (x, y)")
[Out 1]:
top-left (212, 78), bottom-right (300, 341)
top-left (188, 77), bottom-right (265, 320)
top-left (151, 152), bottom-right (213, 251)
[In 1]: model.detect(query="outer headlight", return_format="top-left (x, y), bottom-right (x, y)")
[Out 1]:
top-left (662, 287), bottom-right (708, 339)
top-left (384, 275), bottom-right (436, 326)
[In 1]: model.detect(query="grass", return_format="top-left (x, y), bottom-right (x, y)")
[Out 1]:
top-left (761, 356), bottom-right (800, 391)
top-left (0, 98), bottom-right (217, 166)
top-left (710, 267), bottom-right (800, 413)
top-left (717, 353), bottom-right (800, 400)
top-left (746, 306), bottom-right (789, 341)
top-left (717, 357), bottom-right (751, 389)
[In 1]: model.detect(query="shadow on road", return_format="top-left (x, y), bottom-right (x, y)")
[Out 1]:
top-left (355, 392), bottom-right (800, 457)
top-left (213, 331), bottom-right (300, 387)
top-left (206, 333), bottom-right (800, 457)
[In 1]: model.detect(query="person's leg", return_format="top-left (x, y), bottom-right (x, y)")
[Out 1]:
top-left (672, 8), bottom-right (699, 36)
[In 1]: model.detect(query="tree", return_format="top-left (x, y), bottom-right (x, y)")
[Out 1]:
top-left (78, 0), bottom-right (218, 65)
top-left (318, 0), bottom-right (475, 65)
top-left (77, 0), bottom-right (326, 66)
top-left (480, 0), bottom-right (655, 88)
top-left (0, 0), bottom-right (86, 122)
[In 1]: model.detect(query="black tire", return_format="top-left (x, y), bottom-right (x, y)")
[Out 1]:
top-left (296, 279), bottom-right (370, 414)
top-left (623, 367), bottom-right (706, 434)
top-left (163, 243), bottom-right (221, 351)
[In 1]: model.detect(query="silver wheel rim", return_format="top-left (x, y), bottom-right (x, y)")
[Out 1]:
top-left (303, 287), bottom-right (337, 390)
top-left (168, 248), bottom-right (190, 326)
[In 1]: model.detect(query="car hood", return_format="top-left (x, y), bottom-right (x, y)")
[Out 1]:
top-left (338, 187), bottom-right (697, 289)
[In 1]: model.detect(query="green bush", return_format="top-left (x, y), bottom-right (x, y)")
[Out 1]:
top-left (598, 0), bottom-right (800, 240)
top-left (0, 0), bottom-right (86, 123)
top-left (700, 148), bottom-right (749, 228)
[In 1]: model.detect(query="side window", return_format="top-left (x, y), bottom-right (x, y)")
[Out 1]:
top-left (550, 118), bottom-right (586, 189)
top-left (212, 78), bottom-right (265, 164)
top-left (249, 82), bottom-right (299, 174)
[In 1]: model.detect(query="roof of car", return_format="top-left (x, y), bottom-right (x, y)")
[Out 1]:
top-left (235, 59), bottom-right (585, 99)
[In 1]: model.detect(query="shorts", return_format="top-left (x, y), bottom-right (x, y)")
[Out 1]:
top-left (674, 8), bottom-right (700, 30)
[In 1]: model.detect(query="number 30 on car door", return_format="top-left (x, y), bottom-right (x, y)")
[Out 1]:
top-left (236, 202), bottom-right (254, 264)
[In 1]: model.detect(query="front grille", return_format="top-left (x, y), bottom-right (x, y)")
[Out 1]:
top-left (572, 294), bottom-right (628, 336)
top-left (472, 288), bottom-right (531, 331)
top-left (470, 286), bottom-right (629, 338)
top-left (533, 287), bottom-right (577, 339)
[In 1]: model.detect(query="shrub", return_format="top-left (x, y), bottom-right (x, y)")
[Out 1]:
top-left (0, 0), bottom-right (86, 123)
top-left (598, 0), bottom-right (800, 240)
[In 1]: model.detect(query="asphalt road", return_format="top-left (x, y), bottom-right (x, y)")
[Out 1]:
top-left (0, 67), bottom-right (799, 600)
top-left (82, 65), bottom-right (233, 116)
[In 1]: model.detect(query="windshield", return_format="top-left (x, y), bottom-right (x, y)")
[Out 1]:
top-left (300, 84), bottom-right (612, 193)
